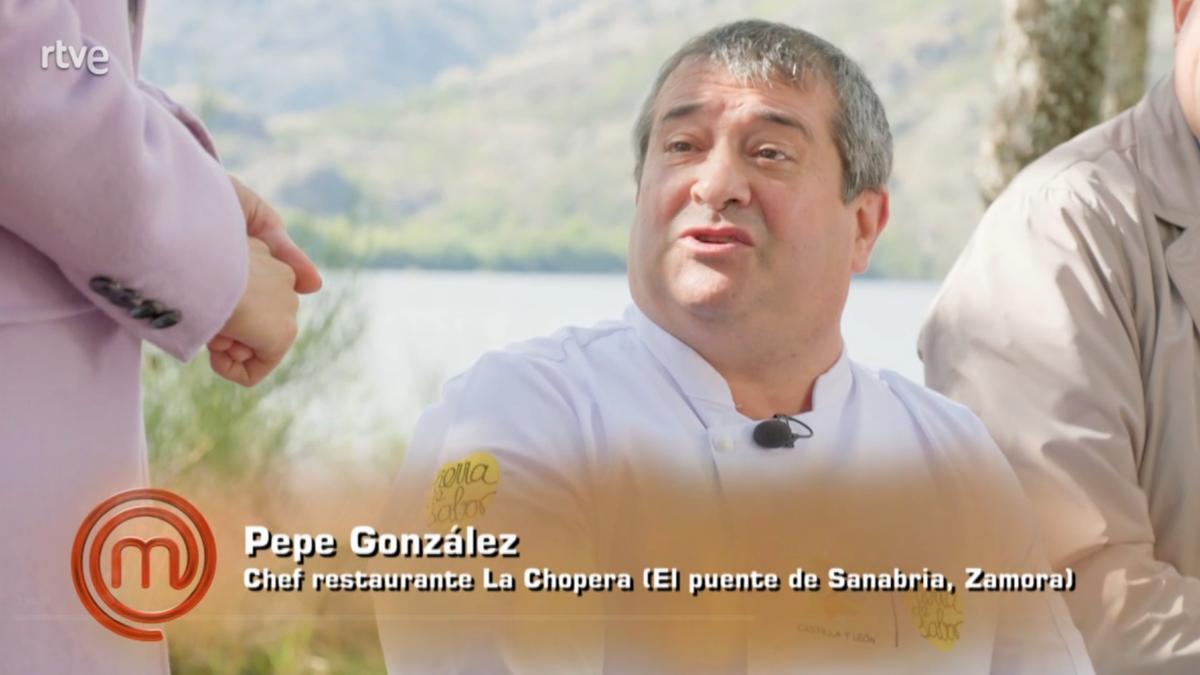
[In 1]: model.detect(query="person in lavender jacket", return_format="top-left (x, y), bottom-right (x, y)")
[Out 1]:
top-left (0, 1), bottom-right (322, 672)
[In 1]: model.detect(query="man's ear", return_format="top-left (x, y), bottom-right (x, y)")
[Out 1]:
top-left (850, 189), bottom-right (889, 275)
top-left (1176, 0), bottom-right (1195, 34)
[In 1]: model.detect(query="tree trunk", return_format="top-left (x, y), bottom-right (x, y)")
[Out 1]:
top-left (1100, 0), bottom-right (1152, 118)
top-left (978, 0), bottom-right (1110, 204)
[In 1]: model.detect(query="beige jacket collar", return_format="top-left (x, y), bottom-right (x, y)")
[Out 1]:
top-left (1135, 74), bottom-right (1200, 335)
top-left (1133, 74), bottom-right (1200, 230)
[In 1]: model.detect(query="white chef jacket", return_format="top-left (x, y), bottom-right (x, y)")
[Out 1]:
top-left (377, 305), bottom-right (1093, 674)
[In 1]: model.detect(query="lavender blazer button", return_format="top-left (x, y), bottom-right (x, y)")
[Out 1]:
top-left (130, 300), bottom-right (165, 320)
top-left (150, 309), bottom-right (182, 329)
top-left (88, 276), bottom-right (117, 295)
top-left (110, 288), bottom-right (143, 308)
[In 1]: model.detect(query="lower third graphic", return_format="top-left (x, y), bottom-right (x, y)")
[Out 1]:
top-left (71, 488), bottom-right (216, 641)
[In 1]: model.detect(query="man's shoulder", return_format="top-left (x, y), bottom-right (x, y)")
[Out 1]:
top-left (406, 319), bottom-right (638, 467)
top-left (501, 319), bottom-right (635, 365)
top-left (999, 109), bottom-right (1140, 210)
top-left (855, 364), bottom-right (1029, 529)
top-left (962, 106), bottom-right (1151, 278)
top-left (853, 362), bottom-right (994, 447)
top-left (439, 318), bottom-right (637, 408)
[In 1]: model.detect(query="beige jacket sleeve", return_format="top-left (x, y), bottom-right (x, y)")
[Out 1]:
top-left (921, 174), bottom-right (1200, 673)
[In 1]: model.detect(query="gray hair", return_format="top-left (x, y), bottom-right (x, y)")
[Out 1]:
top-left (632, 20), bottom-right (892, 202)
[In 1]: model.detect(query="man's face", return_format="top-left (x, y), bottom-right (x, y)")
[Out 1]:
top-left (628, 58), bottom-right (887, 334)
top-left (1177, 0), bottom-right (1200, 135)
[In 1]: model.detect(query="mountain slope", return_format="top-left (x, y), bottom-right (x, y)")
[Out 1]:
top-left (142, 0), bottom-right (1175, 277)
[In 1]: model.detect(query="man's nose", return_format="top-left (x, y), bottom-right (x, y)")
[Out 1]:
top-left (690, 145), bottom-right (751, 212)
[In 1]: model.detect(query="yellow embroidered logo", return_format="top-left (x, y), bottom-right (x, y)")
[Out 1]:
top-left (907, 589), bottom-right (964, 651)
top-left (426, 451), bottom-right (500, 529)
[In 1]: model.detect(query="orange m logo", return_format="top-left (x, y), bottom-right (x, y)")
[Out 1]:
top-left (72, 489), bottom-right (217, 641)
top-left (111, 537), bottom-right (191, 590)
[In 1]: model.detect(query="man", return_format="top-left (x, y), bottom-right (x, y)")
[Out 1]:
top-left (379, 20), bottom-right (1092, 672)
top-left (920, 1), bottom-right (1200, 672)
top-left (0, 0), bottom-right (320, 671)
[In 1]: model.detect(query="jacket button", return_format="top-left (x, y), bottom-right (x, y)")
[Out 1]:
top-left (88, 276), bottom-right (117, 295)
top-left (150, 309), bottom-right (183, 329)
top-left (130, 300), bottom-right (165, 320)
top-left (110, 288), bottom-right (143, 309)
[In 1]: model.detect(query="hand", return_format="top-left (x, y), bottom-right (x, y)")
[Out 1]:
top-left (208, 238), bottom-right (300, 387)
top-left (230, 174), bottom-right (323, 294)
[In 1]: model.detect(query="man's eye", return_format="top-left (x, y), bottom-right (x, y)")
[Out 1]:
top-left (666, 141), bottom-right (694, 153)
top-left (756, 147), bottom-right (789, 161)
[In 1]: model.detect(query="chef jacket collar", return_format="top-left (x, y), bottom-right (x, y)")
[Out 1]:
top-left (625, 303), bottom-right (853, 423)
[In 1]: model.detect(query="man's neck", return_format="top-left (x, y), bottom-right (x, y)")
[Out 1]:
top-left (648, 304), bottom-right (843, 420)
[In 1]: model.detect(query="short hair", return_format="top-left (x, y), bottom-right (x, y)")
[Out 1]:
top-left (632, 20), bottom-right (892, 202)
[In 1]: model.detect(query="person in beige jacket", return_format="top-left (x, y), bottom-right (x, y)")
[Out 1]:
top-left (920, 1), bottom-right (1200, 672)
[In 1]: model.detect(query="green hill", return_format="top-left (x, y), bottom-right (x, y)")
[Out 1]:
top-left (142, 0), bottom-right (1174, 278)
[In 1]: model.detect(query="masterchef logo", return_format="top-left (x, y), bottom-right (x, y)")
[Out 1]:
top-left (71, 489), bottom-right (216, 641)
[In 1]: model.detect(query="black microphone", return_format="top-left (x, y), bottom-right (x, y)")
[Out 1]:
top-left (752, 415), bottom-right (814, 449)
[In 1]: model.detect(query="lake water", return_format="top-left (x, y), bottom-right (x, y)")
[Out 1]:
top-left (319, 271), bottom-right (941, 442)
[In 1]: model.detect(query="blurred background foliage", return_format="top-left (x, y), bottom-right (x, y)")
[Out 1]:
top-left (145, 282), bottom-right (370, 488)
top-left (144, 282), bottom-right (394, 674)
top-left (167, 623), bottom-right (385, 675)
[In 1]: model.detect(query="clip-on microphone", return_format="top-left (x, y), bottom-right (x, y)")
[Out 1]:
top-left (751, 414), bottom-right (814, 449)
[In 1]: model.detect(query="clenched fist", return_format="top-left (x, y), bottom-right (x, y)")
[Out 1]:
top-left (208, 238), bottom-right (301, 386)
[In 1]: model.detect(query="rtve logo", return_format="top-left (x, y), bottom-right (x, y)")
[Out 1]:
top-left (71, 489), bottom-right (216, 641)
